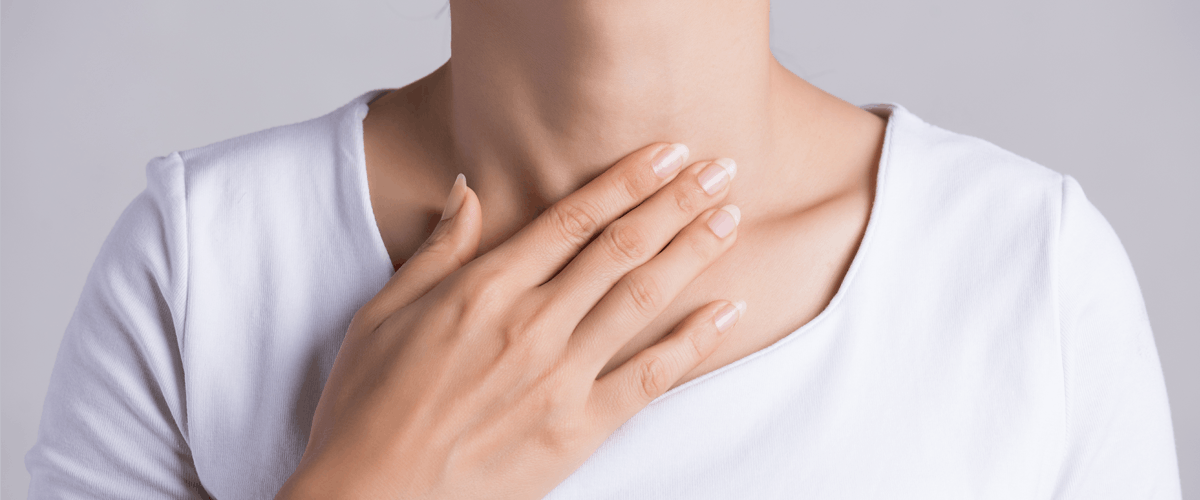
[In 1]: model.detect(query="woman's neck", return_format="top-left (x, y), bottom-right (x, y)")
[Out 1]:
top-left (445, 0), bottom-right (778, 202)
top-left (372, 0), bottom-right (883, 251)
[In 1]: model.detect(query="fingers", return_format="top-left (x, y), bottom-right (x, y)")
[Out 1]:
top-left (566, 204), bottom-right (742, 371)
top-left (542, 158), bottom-right (738, 322)
top-left (588, 299), bottom-right (746, 428)
top-left (486, 142), bottom-right (691, 286)
top-left (359, 174), bottom-right (482, 326)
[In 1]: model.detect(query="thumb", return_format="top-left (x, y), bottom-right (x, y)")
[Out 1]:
top-left (366, 173), bottom-right (482, 316)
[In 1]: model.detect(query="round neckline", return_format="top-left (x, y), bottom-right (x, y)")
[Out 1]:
top-left (646, 104), bottom-right (897, 405)
top-left (346, 89), bottom-right (897, 405)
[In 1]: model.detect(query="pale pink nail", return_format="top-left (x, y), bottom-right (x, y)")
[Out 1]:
top-left (698, 158), bottom-right (737, 194)
top-left (707, 204), bottom-right (741, 238)
top-left (714, 300), bottom-right (747, 333)
top-left (714, 157), bottom-right (738, 179)
top-left (652, 143), bottom-right (689, 178)
top-left (441, 173), bottom-right (467, 220)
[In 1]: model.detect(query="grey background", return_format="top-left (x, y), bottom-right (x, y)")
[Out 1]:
top-left (2, 0), bottom-right (1196, 497)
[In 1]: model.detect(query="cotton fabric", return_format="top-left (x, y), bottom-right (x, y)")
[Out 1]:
top-left (26, 90), bottom-right (1181, 499)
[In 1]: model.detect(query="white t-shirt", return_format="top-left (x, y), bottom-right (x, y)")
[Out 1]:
top-left (26, 90), bottom-right (1181, 499)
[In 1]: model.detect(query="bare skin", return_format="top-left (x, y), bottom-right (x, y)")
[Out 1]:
top-left (362, 0), bottom-right (885, 388)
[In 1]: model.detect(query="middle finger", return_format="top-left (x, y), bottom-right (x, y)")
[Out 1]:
top-left (539, 157), bottom-right (738, 324)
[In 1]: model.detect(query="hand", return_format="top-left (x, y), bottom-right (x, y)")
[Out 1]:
top-left (277, 142), bottom-right (746, 499)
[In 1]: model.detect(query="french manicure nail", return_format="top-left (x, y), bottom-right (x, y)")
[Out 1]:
top-left (652, 143), bottom-right (689, 178)
top-left (698, 158), bottom-right (737, 194)
top-left (714, 157), bottom-right (738, 179)
top-left (441, 173), bottom-right (467, 220)
top-left (714, 300), bottom-right (747, 333)
top-left (707, 204), bottom-right (741, 238)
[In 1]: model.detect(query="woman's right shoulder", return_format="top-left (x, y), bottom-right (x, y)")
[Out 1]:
top-left (127, 90), bottom-right (391, 290)
top-left (133, 91), bottom-right (387, 249)
top-left (166, 92), bottom-right (378, 205)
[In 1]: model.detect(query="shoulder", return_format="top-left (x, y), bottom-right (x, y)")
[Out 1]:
top-left (871, 104), bottom-right (1154, 359)
top-left (147, 91), bottom-right (388, 262)
top-left (172, 91), bottom-right (380, 210)
top-left (859, 104), bottom-right (1075, 316)
top-left (866, 105), bottom-right (1071, 268)
top-left (871, 105), bottom-right (1138, 280)
top-left (870, 104), bottom-right (1065, 221)
top-left (864, 106), bottom-right (1179, 495)
top-left (124, 90), bottom-right (392, 294)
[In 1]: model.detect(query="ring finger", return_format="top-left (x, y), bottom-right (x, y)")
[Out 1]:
top-left (541, 158), bottom-right (738, 323)
top-left (566, 203), bottom-right (742, 374)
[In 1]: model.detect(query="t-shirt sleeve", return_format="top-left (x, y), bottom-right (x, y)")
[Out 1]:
top-left (25, 153), bottom-right (210, 498)
top-left (1051, 174), bottom-right (1181, 499)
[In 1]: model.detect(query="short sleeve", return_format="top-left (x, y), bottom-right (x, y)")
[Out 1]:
top-left (25, 153), bottom-right (209, 498)
top-left (1051, 174), bottom-right (1181, 499)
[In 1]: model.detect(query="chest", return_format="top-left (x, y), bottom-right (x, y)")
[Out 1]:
top-left (182, 193), bottom-right (1069, 497)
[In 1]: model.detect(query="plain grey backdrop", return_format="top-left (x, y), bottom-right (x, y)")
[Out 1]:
top-left (2, 0), bottom-right (1197, 497)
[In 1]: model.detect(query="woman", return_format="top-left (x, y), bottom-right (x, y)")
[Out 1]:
top-left (27, 0), bottom-right (1180, 498)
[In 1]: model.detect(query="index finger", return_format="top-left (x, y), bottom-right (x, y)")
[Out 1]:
top-left (487, 142), bottom-right (690, 286)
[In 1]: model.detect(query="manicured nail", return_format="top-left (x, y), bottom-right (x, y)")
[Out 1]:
top-left (707, 204), bottom-right (741, 238)
top-left (652, 143), bottom-right (689, 178)
top-left (698, 158), bottom-right (737, 194)
top-left (714, 300), bottom-right (747, 333)
top-left (714, 157), bottom-right (738, 179)
top-left (441, 173), bottom-right (467, 220)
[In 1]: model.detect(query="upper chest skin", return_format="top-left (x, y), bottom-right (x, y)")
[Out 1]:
top-left (606, 177), bottom-right (875, 386)
top-left (361, 96), bottom-right (882, 391)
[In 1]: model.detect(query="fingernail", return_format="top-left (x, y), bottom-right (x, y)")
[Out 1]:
top-left (714, 157), bottom-right (737, 179)
top-left (652, 143), bottom-right (689, 178)
top-left (698, 158), bottom-right (737, 194)
top-left (714, 300), bottom-right (747, 333)
top-left (707, 204), bottom-right (741, 238)
top-left (441, 173), bottom-right (467, 220)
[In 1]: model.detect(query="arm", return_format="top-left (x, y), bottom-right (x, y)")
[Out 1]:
top-left (1051, 174), bottom-right (1181, 499)
top-left (26, 153), bottom-right (208, 498)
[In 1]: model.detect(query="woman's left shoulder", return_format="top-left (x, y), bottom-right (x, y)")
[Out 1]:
top-left (871, 104), bottom-right (1066, 214)
top-left (864, 104), bottom-right (1086, 281)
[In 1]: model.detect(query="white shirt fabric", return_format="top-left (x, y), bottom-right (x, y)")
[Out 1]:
top-left (27, 89), bottom-right (1181, 499)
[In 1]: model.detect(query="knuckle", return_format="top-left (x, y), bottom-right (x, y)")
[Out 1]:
top-left (623, 273), bottom-right (663, 316)
top-left (682, 229), bottom-right (720, 261)
top-left (539, 416), bottom-right (584, 453)
top-left (602, 222), bottom-right (650, 263)
top-left (617, 168), bottom-right (655, 201)
top-left (420, 235), bottom-right (467, 267)
top-left (499, 320), bottom-right (535, 349)
top-left (501, 295), bottom-right (570, 358)
top-left (461, 271), bottom-right (508, 312)
top-left (671, 184), bottom-right (706, 214)
top-left (349, 307), bottom-right (382, 333)
top-left (527, 372), bottom-right (583, 452)
top-left (636, 356), bottom-right (671, 401)
top-left (685, 329), bottom-right (709, 360)
top-left (497, 331), bottom-right (540, 370)
top-left (506, 302), bottom-right (554, 345)
top-left (549, 202), bottom-right (601, 246)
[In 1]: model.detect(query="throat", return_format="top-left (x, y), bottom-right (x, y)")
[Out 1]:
top-left (437, 0), bottom-right (779, 207)
top-left (364, 0), bottom-right (888, 268)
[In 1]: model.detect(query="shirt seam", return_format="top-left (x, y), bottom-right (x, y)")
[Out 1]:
top-left (1052, 171), bottom-right (1070, 499)
top-left (166, 152), bottom-right (194, 446)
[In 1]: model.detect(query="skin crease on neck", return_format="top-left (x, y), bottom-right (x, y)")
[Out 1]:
top-left (362, 0), bottom-right (887, 388)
